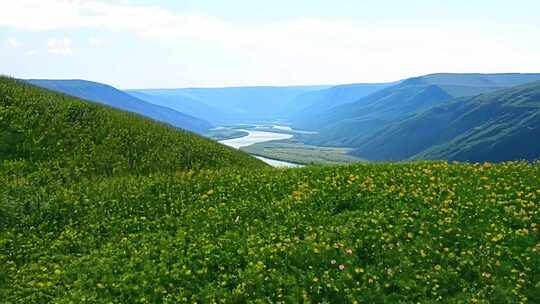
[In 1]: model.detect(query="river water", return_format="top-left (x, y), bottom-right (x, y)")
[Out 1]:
top-left (219, 129), bottom-right (302, 168)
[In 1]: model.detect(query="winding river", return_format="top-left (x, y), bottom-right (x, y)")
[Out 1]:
top-left (219, 129), bottom-right (303, 168)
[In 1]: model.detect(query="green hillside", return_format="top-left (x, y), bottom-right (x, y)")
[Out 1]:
top-left (2, 161), bottom-right (539, 303)
top-left (298, 73), bottom-right (540, 148)
top-left (0, 77), bottom-right (266, 178)
top-left (28, 79), bottom-right (213, 134)
top-left (1, 76), bottom-right (540, 303)
top-left (355, 81), bottom-right (540, 162)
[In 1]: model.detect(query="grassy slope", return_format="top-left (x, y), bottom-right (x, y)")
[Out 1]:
top-left (354, 81), bottom-right (540, 162)
top-left (1, 77), bottom-right (540, 303)
top-left (0, 77), bottom-right (266, 178)
top-left (2, 162), bottom-right (539, 303)
top-left (28, 79), bottom-right (213, 134)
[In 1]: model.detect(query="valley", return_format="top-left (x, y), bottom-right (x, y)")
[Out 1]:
top-left (209, 124), bottom-right (364, 166)
top-left (217, 127), bottom-right (301, 167)
top-left (3, 1), bottom-right (540, 302)
top-left (2, 75), bottom-right (539, 303)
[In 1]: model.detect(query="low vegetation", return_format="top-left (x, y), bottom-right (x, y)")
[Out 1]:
top-left (241, 139), bottom-right (364, 165)
top-left (1, 77), bottom-right (539, 303)
top-left (0, 77), bottom-right (265, 180)
top-left (2, 161), bottom-right (539, 303)
top-left (204, 128), bottom-right (249, 141)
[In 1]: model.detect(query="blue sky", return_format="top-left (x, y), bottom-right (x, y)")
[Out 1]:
top-left (1, 0), bottom-right (539, 88)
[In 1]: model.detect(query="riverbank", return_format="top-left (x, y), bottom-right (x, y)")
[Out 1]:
top-left (241, 139), bottom-right (364, 165)
top-left (218, 129), bottom-right (302, 167)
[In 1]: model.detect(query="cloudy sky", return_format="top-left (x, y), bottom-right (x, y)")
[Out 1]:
top-left (1, 0), bottom-right (539, 88)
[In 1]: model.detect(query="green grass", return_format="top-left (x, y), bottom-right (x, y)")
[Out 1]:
top-left (204, 128), bottom-right (249, 141)
top-left (2, 162), bottom-right (539, 303)
top-left (241, 139), bottom-right (364, 165)
top-left (0, 77), bottom-right (266, 179)
top-left (1, 77), bottom-right (540, 303)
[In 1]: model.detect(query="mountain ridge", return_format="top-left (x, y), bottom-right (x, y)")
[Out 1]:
top-left (353, 81), bottom-right (540, 162)
top-left (27, 79), bottom-right (213, 133)
top-left (1, 76), bottom-right (266, 177)
top-left (295, 73), bottom-right (540, 148)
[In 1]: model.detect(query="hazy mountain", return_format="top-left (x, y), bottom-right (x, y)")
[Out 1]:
top-left (27, 79), bottom-right (212, 133)
top-left (126, 90), bottom-right (225, 123)
top-left (298, 73), bottom-right (540, 147)
top-left (131, 85), bottom-right (330, 124)
top-left (288, 82), bottom-right (396, 123)
top-left (299, 81), bottom-right (453, 146)
top-left (405, 73), bottom-right (540, 97)
top-left (354, 81), bottom-right (540, 162)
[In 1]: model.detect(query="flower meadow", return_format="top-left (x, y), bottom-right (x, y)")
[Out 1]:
top-left (2, 161), bottom-right (539, 303)
top-left (1, 78), bottom-right (539, 303)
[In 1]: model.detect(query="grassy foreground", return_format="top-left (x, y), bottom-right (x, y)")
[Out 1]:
top-left (2, 161), bottom-right (539, 303)
top-left (1, 77), bottom-right (539, 303)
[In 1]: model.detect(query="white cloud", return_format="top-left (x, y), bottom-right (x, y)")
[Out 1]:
top-left (88, 37), bottom-right (102, 47)
top-left (0, 0), bottom-right (538, 85)
top-left (25, 50), bottom-right (37, 56)
top-left (0, 1), bottom-right (494, 55)
top-left (7, 38), bottom-right (19, 47)
top-left (48, 38), bottom-right (73, 55)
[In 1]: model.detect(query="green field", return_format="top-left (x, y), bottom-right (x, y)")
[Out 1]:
top-left (241, 139), bottom-right (364, 165)
top-left (204, 128), bottom-right (249, 141)
top-left (2, 161), bottom-right (539, 303)
top-left (1, 78), bottom-right (540, 303)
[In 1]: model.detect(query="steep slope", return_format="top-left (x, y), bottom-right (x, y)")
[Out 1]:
top-left (126, 90), bottom-right (225, 124)
top-left (354, 81), bottom-right (540, 162)
top-left (299, 73), bottom-right (540, 147)
top-left (301, 82), bottom-right (453, 146)
top-left (27, 79), bottom-right (213, 133)
top-left (1, 80), bottom-right (539, 303)
top-left (0, 77), bottom-right (266, 177)
top-left (133, 85), bottom-right (330, 123)
top-left (288, 82), bottom-right (395, 124)
top-left (410, 73), bottom-right (540, 96)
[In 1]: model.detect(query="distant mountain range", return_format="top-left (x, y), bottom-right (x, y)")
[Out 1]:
top-left (27, 79), bottom-right (213, 133)
top-left (25, 73), bottom-right (540, 163)
top-left (293, 73), bottom-right (540, 154)
top-left (287, 82), bottom-right (398, 123)
top-left (127, 85), bottom-right (330, 124)
top-left (355, 81), bottom-right (540, 162)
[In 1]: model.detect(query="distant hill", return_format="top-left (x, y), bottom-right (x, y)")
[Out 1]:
top-left (130, 85), bottom-right (330, 124)
top-left (354, 81), bottom-right (540, 162)
top-left (2, 77), bottom-right (539, 303)
top-left (288, 82), bottom-right (396, 124)
top-left (298, 73), bottom-right (540, 147)
top-left (27, 79), bottom-right (213, 133)
top-left (126, 90), bottom-right (226, 124)
top-left (298, 81), bottom-right (453, 146)
top-left (1, 77), bottom-right (266, 177)
top-left (399, 73), bottom-right (540, 97)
